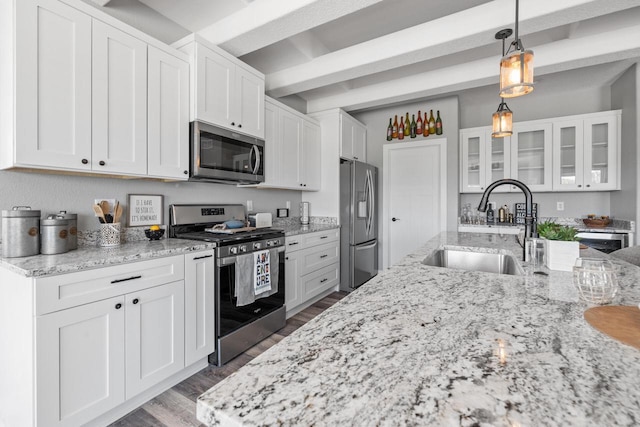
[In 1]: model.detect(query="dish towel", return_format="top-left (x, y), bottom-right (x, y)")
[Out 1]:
top-left (235, 249), bottom-right (279, 307)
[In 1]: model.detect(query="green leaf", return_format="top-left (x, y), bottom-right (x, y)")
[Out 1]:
top-left (537, 220), bottom-right (580, 241)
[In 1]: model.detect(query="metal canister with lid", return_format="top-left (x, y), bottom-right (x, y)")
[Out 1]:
top-left (1, 206), bottom-right (41, 258)
top-left (56, 211), bottom-right (78, 250)
top-left (40, 215), bottom-right (69, 255)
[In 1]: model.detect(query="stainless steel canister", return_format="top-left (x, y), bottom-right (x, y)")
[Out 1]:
top-left (1, 206), bottom-right (41, 258)
top-left (56, 211), bottom-right (78, 250)
top-left (40, 215), bottom-right (69, 255)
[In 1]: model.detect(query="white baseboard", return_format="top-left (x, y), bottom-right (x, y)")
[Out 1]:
top-left (286, 285), bottom-right (339, 319)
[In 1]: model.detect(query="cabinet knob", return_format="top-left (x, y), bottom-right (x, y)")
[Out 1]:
top-left (133, 298), bottom-right (139, 305)
top-left (238, 124), bottom-right (242, 128)
top-left (115, 303), bottom-right (122, 310)
top-left (354, 157), bottom-right (358, 160)
top-left (285, 257), bottom-right (289, 260)
top-left (231, 122), bottom-right (235, 126)
top-left (184, 170), bottom-right (188, 175)
top-left (304, 184), bottom-right (307, 187)
top-left (392, 217), bottom-right (400, 222)
top-left (586, 184), bottom-right (591, 188)
top-left (81, 158), bottom-right (89, 164)
top-left (578, 184), bottom-right (582, 188)
top-left (99, 160), bottom-right (106, 166)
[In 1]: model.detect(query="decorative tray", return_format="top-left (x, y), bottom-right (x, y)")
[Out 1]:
top-left (583, 218), bottom-right (611, 228)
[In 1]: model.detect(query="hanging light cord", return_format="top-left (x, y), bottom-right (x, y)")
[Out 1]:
top-left (505, 0), bottom-right (523, 55)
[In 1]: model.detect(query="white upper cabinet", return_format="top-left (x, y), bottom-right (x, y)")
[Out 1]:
top-left (255, 97), bottom-right (320, 190)
top-left (2, 0), bottom-right (190, 179)
top-left (460, 129), bottom-right (486, 193)
top-left (92, 20), bottom-right (148, 175)
top-left (147, 46), bottom-right (190, 180)
top-left (340, 113), bottom-right (367, 162)
top-left (178, 36), bottom-right (265, 139)
top-left (12, 0), bottom-right (92, 171)
top-left (510, 122), bottom-right (553, 192)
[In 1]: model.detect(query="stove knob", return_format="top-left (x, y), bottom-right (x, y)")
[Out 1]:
top-left (254, 242), bottom-right (262, 250)
top-left (266, 240), bottom-right (273, 247)
top-left (229, 247), bottom-right (238, 255)
top-left (240, 245), bottom-right (247, 253)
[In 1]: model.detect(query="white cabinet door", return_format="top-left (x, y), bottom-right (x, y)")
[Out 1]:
top-left (263, 101), bottom-right (282, 186)
top-left (284, 250), bottom-right (303, 315)
top-left (280, 109), bottom-right (302, 187)
top-left (36, 296), bottom-right (125, 427)
top-left (15, 0), bottom-right (92, 170)
top-left (584, 114), bottom-right (618, 191)
top-left (485, 131), bottom-right (511, 192)
top-left (339, 114), bottom-right (355, 160)
top-left (195, 43), bottom-right (235, 129)
top-left (184, 251), bottom-right (216, 366)
top-left (125, 281), bottom-right (185, 399)
top-left (460, 130), bottom-right (486, 193)
top-left (92, 20), bottom-right (147, 175)
top-left (147, 46), bottom-right (190, 180)
top-left (511, 122), bottom-right (553, 192)
top-left (353, 122), bottom-right (367, 162)
top-left (553, 119), bottom-right (584, 191)
top-left (235, 67), bottom-right (265, 139)
top-left (302, 120), bottom-right (321, 191)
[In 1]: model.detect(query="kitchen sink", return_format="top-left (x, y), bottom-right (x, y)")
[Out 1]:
top-left (423, 248), bottom-right (523, 276)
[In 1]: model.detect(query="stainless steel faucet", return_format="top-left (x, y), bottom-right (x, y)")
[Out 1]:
top-left (477, 179), bottom-right (537, 259)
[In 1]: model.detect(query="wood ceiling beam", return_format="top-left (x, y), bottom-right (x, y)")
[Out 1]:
top-left (197, 0), bottom-right (384, 57)
top-left (267, 0), bottom-right (639, 98)
top-left (305, 23), bottom-right (640, 113)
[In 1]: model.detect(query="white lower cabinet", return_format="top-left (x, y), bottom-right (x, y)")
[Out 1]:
top-left (184, 250), bottom-right (216, 366)
top-left (285, 229), bottom-right (340, 317)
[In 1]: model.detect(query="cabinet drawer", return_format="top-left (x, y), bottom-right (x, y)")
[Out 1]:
top-left (300, 241), bottom-right (339, 276)
top-left (285, 228), bottom-right (340, 253)
top-left (302, 263), bottom-right (339, 301)
top-left (36, 255), bottom-right (185, 315)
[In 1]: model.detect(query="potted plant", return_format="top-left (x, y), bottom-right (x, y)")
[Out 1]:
top-left (537, 221), bottom-right (580, 271)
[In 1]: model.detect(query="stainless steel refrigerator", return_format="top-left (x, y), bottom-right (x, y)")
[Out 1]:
top-left (340, 159), bottom-right (378, 292)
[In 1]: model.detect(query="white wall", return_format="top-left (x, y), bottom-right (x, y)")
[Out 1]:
top-left (352, 96), bottom-right (459, 231)
top-left (611, 63), bottom-right (639, 238)
top-left (457, 68), bottom-right (615, 220)
top-left (0, 170), bottom-right (301, 233)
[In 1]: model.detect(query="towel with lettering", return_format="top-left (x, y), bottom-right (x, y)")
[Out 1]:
top-left (235, 249), bottom-right (279, 306)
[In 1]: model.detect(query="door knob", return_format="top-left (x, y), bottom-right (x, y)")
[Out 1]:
top-left (392, 217), bottom-right (400, 222)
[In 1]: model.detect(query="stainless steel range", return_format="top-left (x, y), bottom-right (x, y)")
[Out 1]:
top-left (169, 204), bottom-right (285, 365)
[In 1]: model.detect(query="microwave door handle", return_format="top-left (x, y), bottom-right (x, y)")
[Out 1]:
top-left (251, 145), bottom-right (261, 175)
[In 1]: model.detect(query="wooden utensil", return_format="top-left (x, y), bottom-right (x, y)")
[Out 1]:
top-left (93, 204), bottom-right (106, 224)
top-left (99, 200), bottom-right (110, 216)
top-left (584, 306), bottom-right (640, 350)
top-left (114, 202), bottom-right (123, 224)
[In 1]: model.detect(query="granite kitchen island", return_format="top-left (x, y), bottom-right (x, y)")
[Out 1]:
top-left (198, 232), bottom-right (640, 426)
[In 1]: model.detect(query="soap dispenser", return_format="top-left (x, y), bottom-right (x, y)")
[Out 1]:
top-left (486, 202), bottom-right (495, 224)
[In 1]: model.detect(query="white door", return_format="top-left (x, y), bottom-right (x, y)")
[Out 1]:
top-left (339, 114), bottom-right (355, 160)
top-left (280, 109), bottom-right (302, 187)
top-left (353, 122), bottom-right (367, 162)
top-left (511, 122), bottom-right (553, 192)
top-left (552, 119), bottom-right (584, 191)
top-left (383, 139), bottom-right (447, 268)
top-left (196, 43), bottom-right (234, 128)
top-left (302, 120), bottom-right (321, 190)
top-left (125, 281), bottom-right (185, 399)
top-left (235, 67), bottom-right (265, 138)
top-left (15, 0), bottom-right (92, 170)
top-left (184, 251), bottom-right (216, 366)
top-left (264, 102), bottom-right (282, 185)
top-left (92, 20), bottom-right (147, 175)
top-left (147, 46), bottom-right (190, 180)
top-left (584, 114), bottom-right (618, 191)
top-left (460, 130), bottom-right (486, 193)
top-left (284, 250), bottom-right (303, 315)
top-left (36, 297), bottom-right (125, 427)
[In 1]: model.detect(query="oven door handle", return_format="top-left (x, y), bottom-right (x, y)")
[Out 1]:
top-left (220, 257), bottom-right (236, 266)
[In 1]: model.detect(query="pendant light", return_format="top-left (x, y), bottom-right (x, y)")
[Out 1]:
top-left (499, 0), bottom-right (534, 98)
top-left (492, 29), bottom-right (513, 137)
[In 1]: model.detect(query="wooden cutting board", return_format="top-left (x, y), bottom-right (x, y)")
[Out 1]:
top-left (584, 306), bottom-right (640, 350)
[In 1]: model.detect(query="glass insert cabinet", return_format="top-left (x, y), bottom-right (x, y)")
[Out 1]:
top-left (460, 110), bottom-right (620, 193)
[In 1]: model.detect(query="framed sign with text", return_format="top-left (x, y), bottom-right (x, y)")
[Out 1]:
top-left (128, 194), bottom-right (164, 227)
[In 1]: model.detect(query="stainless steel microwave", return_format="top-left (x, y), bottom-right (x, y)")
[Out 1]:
top-left (190, 121), bottom-right (264, 184)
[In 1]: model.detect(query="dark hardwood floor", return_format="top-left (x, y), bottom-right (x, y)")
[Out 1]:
top-left (110, 291), bottom-right (348, 427)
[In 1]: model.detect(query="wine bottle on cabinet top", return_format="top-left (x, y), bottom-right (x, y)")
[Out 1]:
top-left (428, 110), bottom-right (436, 134)
top-left (436, 110), bottom-right (443, 135)
top-left (404, 113), bottom-right (410, 136)
top-left (386, 118), bottom-right (393, 141)
top-left (398, 118), bottom-right (405, 140)
top-left (416, 110), bottom-right (423, 135)
top-left (423, 111), bottom-right (429, 137)
top-left (410, 114), bottom-right (416, 138)
top-left (392, 115), bottom-right (398, 139)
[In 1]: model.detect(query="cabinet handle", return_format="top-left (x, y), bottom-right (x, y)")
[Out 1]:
top-left (184, 170), bottom-right (188, 175)
top-left (320, 254), bottom-right (328, 259)
top-left (354, 157), bottom-right (358, 160)
top-left (99, 160), bottom-right (106, 166)
top-left (231, 122), bottom-right (235, 126)
top-left (238, 124), bottom-right (242, 128)
top-left (133, 298), bottom-right (139, 305)
top-left (320, 278), bottom-right (328, 283)
top-left (304, 184), bottom-right (307, 187)
top-left (285, 256), bottom-right (289, 260)
top-left (320, 236), bottom-right (328, 239)
top-left (81, 158), bottom-right (89, 164)
top-left (111, 275), bottom-right (142, 284)
top-left (586, 184), bottom-right (591, 188)
top-left (193, 254), bottom-right (213, 260)
top-left (578, 184), bottom-right (582, 188)
top-left (288, 242), bottom-right (299, 246)
top-left (115, 303), bottom-right (122, 310)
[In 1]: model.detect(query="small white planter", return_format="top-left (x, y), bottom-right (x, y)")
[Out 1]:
top-left (544, 239), bottom-right (580, 271)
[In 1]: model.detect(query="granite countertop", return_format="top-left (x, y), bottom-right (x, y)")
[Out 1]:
top-left (273, 223), bottom-right (340, 236)
top-left (0, 238), bottom-right (215, 277)
top-left (197, 231), bottom-right (640, 426)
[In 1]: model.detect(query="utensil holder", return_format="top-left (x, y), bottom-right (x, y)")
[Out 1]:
top-left (99, 223), bottom-right (121, 247)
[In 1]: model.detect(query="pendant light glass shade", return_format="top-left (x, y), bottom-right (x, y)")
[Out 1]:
top-left (492, 100), bottom-right (513, 138)
top-left (499, 48), bottom-right (534, 98)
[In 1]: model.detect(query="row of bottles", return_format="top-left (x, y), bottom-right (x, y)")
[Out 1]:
top-left (386, 110), bottom-right (443, 141)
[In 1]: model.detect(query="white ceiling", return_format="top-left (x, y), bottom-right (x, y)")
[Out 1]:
top-left (123, 0), bottom-right (640, 113)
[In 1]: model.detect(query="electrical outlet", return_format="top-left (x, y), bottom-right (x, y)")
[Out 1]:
top-left (557, 201), bottom-right (564, 211)
top-left (286, 201), bottom-right (291, 209)
top-left (247, 200), bottom-right (253, 211)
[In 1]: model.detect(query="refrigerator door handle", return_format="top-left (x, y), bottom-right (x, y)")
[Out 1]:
top-left (368, 169), bottom-right (375, 237)
top-left (365, 170), bottom-right (372, 235)
top-left (355, 240), bottom-right (378, 251)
